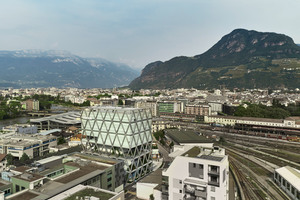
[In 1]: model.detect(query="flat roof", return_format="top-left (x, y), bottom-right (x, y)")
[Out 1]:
top-left (0, 134), bottom-right (56, 147)
top-left (9, 191), bottom-right (39, 200)
top-left (276, 166), bottom-right (300, 191)
top-left (55, 162), bottom-right (108, 184)
top-left (37, 155), bottom-right (65, 165)
top-left (166, 130), bottom-right (213, 144)
top-left (139, 168), bottom-right (162, 185)
top-left (13, 172), bottom-right (44, 182)
top-left (198, 155), bottom-right (224, 162)
top-left (72, 153), bottom-right (119, 165)
top-left (39, 129), bottom-right (62, 136)
top-left (182, 147), bottom-right (201, 157)
top-left (62, 187), bottom-right (114, 200)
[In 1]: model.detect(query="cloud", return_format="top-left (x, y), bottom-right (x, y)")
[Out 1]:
top-left (0, 0), bottom-right (299, 69)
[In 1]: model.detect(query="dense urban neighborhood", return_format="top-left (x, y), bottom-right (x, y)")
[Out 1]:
top-left (0, 87), bottom-right (299, 200)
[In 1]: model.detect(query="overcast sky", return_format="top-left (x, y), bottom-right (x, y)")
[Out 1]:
top-left (0, 0), bottom-right (299, 70)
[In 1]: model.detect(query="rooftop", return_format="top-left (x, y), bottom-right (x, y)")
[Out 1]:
top-left (198, 155), bottom-right (224, 162)
top-left (166, 130), bottom-right (213, 144)
top-left (55, 162), bottom-right (108, 184)
top-left (182, 147), bottom-right (201, 157)
top-left (0, 134), bottom-right (56, 147)
top-left (13, 172), bottom-right (44, 182)
top-left (276, 166), bottom-right (300, 191)
top-left (63, 187), bottom-right (114, 200)
top-left (9, 191), bottom-right (39, 200)
top-left (30, 112), bottom-right (81, 124)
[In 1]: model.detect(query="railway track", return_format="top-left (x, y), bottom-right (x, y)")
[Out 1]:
top-left (228, 149), bottom-right (290, 200)
top-left (230, 156), bottom-right (266, 200)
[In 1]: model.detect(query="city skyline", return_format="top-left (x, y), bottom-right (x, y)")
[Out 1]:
top-left (0, 0), bottom-right (300, 69)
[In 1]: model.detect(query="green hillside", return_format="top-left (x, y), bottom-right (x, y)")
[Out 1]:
top-left (129, 29), bottom-right (300, 89)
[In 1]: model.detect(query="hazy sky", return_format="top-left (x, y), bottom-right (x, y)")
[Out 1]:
top-left (0, 0), bottom-right (299, 69)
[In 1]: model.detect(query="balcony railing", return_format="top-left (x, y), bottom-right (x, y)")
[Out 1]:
top-left (208, 170), bottom-right (219, 176)
top-left (208, 180), bottom-right (219, 187)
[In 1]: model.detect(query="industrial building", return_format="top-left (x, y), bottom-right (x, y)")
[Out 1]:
top-left (30, 112), bottom-right (81, 130)
top-left (274, 166), bottom-right (300, 200)
top-left (0, 134), bottom-right (57, 159)
top-left (81, 106), bottom-right (153, 183)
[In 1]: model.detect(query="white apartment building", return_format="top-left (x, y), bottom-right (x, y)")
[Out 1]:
top-left (162, 145), bottom-right (229, 200)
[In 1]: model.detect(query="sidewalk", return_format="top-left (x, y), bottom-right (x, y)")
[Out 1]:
top-left (152, 158), bottom-right (163, 171)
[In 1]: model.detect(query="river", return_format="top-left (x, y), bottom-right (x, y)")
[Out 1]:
top-left (0, 116), bottom-right (34, 129)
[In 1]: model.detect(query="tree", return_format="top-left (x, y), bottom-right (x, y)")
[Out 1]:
top-left (118, 99), bottom-right (124, 105)
top-left (149, 194), bottom-right (154, 200)
top-left (6, 154), bottom-right (14, 165)
top-left (20, 153), bottom-right (30, 163)
top-left (57, 136), bottom-right (66, 145)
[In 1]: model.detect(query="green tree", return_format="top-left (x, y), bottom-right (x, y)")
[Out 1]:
top-left (6, 154), bottom-right (14, 165)
top-left (118, 99), bottom-right (124, 105)
top-left (20, 153), bottom-right (30, 163)
top-left (57, 137), bottom-right (66, 145)
top-left (150, 194), bottom-right (155, 200)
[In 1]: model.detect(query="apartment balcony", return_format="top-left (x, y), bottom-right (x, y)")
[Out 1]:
top-left (208, 170), bottom-right (219, 176)
top-left (195, 190), bottom-right (207, 198)
top-left (184, 187), bottom-right (195, 195)
top-left (208, 180), bottom-right (219, 187)
top-left (183, 195), bottom-right (196, 200)
top-left (162, 193), bottom-right (169, 200)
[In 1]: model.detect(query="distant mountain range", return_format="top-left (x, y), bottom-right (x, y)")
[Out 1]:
top-left (0, 50), bottom-right (139, 88)
top-left (129, 29), bottom-right (300, 89)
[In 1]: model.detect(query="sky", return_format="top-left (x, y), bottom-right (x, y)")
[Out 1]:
top-left (0, 0), bottom-right (300, 70)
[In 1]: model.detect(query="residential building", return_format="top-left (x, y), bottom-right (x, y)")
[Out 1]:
top-left (161, 144), bottom-right (229, 200)
top-left (185, 104), bottom-right (211, 116)
top-left (0, 153), bottom-right (125, 199)
top-left (81, 106), bottom-right (153, 183)
top-left (24, 99), bottom-right (39, 111)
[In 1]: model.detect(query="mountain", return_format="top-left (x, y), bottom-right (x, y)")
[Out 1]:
top-left (0, 50), bottom-right (139, 88)
top-left (129, 29), bottom-right (300, 89)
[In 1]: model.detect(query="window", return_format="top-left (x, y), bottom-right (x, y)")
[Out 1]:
top-left (21, 186), bottom-right (25, 190)
top-left (199, 164), bottom-right (203, 169)
top-left (211, 186), bottom-right (215, 192)
top-left (179, 189), bottom-right (182, 193)
top-left (179, 180), bottom-right (182, 184)
top-left (193, 163), bottom-right (196, 168)
top-left (16, 185), bottom-right (20, 192)
top-left (4, 189), bottom-right (11, 195)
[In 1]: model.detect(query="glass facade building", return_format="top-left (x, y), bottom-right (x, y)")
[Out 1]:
top-left (81, 106), bottom-right (153, 183)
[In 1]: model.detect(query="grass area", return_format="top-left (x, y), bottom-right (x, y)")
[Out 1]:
top-left (166, 129), bottom-right (213, 144)
top-left (182, 147), bottom-right (201, 157)
top-left (227, 143), bottom-right (300, 170)
top-left (65, 188), bottom-right (114, 200)
top-left (260, 149), bottom-right (300, 164)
